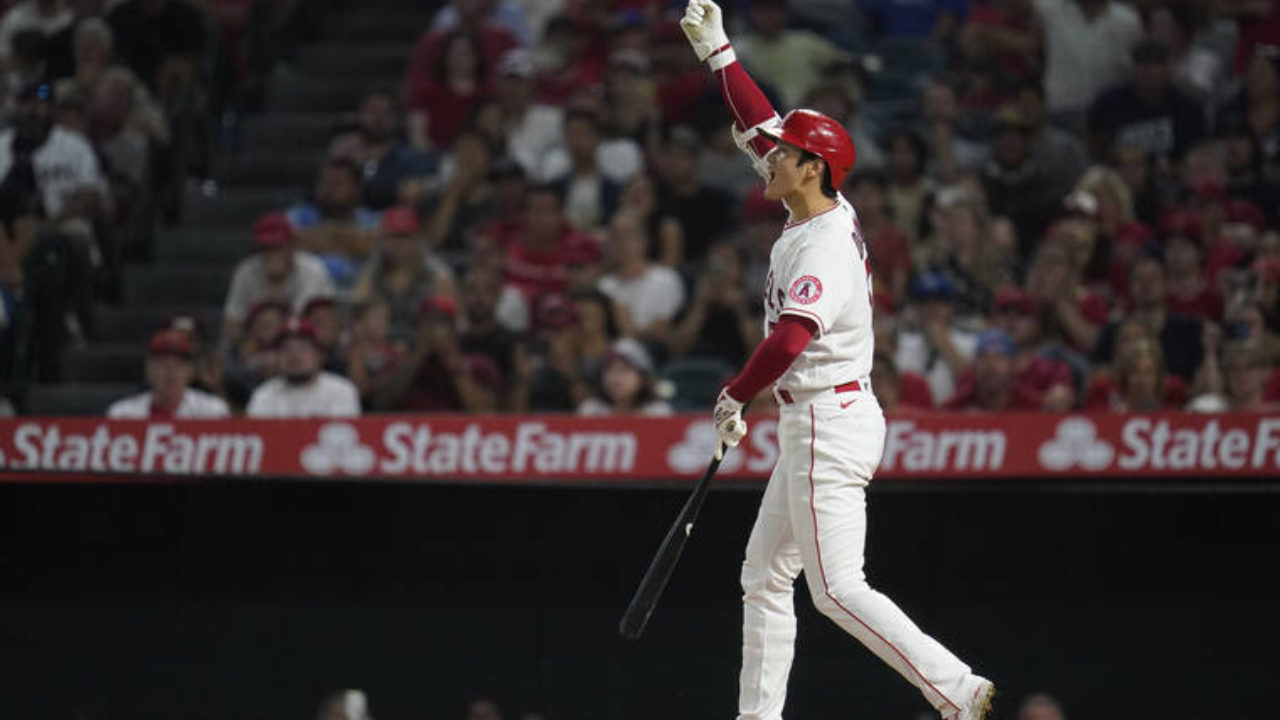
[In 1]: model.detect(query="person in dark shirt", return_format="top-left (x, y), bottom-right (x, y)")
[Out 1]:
top-left (106, 0), bottom-right (205, 93)
top-left (355, 89), bottom-right (438, 210)
top-left (1093, 255), bottom-right (1203, 381)
top-left (1087, 38), bottom-right (1206, 165)
top-left (655, 126), bottom-right (732, 268)
top-left (458, 264), bottom-right (524, 408)
top-left (982, 105), bottom-right (1073, 258)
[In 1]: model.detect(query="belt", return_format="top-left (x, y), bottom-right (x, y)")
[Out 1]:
top-left (775, 379), bottom-right (865, 405)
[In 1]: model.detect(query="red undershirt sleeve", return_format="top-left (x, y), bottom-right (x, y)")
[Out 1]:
top-left (725, 314), bottom-right (819, 402)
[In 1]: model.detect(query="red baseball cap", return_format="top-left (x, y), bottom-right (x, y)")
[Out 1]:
top-left (759, 109), bottom-right (857, 188)
top-left (1193, 181), bottom-right (1229, 206)
top-left (273, 317), bottom-right (320, 347)
top-left (418, 294), bottom-right (458, 321)
top-left (252, 212), bottom-right (294, 247)
top-left (148, 329), bottom-right (192, 358)
top-left (382, 206), bottom-right (421, 236)
top-left (994, 285), bottom-right (1035, 316)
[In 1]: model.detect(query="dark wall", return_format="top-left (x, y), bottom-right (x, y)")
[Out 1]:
top-left (1, 481), bottom-right (1277, 720)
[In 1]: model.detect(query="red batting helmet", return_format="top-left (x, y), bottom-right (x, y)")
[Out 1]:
top-left (760, 109), bottom-right (857, 188)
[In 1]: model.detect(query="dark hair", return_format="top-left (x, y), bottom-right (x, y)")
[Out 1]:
top-left (797, 149), bottom-right (837, 198)
top-left (322, 158), bottom-right (362, 184)
top-left (359, 88), bottom-right (399, 112)
top-left (434, 30), bottom-right (487, 84)
top-left (847, 168), bottom-right (889, 192)
top-left (887, 129), bottom-right (929, 175)
top-left (564, 109), bottom-right (602, 133)
top-left (526, 182), bottom-right (565, 207)
top-left (326, 121), bottom-right (364, 144)
top-left (570, 288), bottom-right (620, 339)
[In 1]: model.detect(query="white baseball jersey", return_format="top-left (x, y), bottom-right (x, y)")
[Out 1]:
top-left (762, 194), bottom-right (874, 392)
top-left (246, 373), bottom-right (361, 418)
top-left (107, 389), bottom-right (231, 419)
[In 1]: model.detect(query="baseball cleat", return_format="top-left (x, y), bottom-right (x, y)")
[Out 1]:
top-left (955, 677), bottom-right (995, 720)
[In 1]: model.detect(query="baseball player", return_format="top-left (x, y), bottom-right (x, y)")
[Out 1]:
top-left (679, 2), bottom-right (996, 718)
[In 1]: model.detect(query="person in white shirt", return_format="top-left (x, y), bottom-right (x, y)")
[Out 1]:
top-left (0, 81), bottom-right (108, 220)
top-left (107, 329), bottom-right (231, 419)
top-left (221, 212), bottom-right (336, 345)
top-left (1034, 0), bottom-right (1143, 125)
top-left (597, 209), bottom-right (685, 336)
top-left (493, 49), bottom-right (564, 177)
top-left (246, 318), bottom-right (361, 418)
top-left (576, 337), bottom-right (673, 416)
top-left (0, 0), bottom-right (72, 58)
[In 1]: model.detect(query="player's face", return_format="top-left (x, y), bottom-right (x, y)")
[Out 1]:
top-left (764, 142), bottom-right (810, 201)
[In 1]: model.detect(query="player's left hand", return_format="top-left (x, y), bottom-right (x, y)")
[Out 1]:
top-left (713, 387), bottom-right (747, 460)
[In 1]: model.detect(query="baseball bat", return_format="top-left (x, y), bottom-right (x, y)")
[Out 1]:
top-left (618, 449), bottom-right (726, 641)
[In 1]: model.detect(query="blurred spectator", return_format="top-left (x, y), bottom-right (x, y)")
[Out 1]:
top-left (501, 182), bottom-right (599, 303)
top-left (1162, 220), bottom-right (1223, 321)
top-left (884, 129), bottom-right (932, 241)
top-left (1113, 142), bottom-right (1167, 226)
top-left (1215, 51), bottom-right (1280, 175)
top-left (539, 105), bottom-right (642, 187)
top-left (804, 81), bottom-right (886, 171)
top-left (1074, 165), bottom-right (1150, 293)
top-left (458, 264), bottom-right (525, 407)
top-left (578, 337), bottom-right (673, 416)
top-left (106, 0), bottom-right (205, 100)
top-left (919, 76), bottom-right (988, 183)
top-left (1052, 190), bottom-right (1112, 298)
top-left (1085, 327), bottom-right (1179, 411)
top-left (1093, 255), bottom-right (1204, 381)
top-left (246, 318), bottom-right (361, 418)
top-left (492, 48), bottom-right (563, 178)
top-left (107, 329), bottom-right (230, 418)
top-left (847, 171), bottom-right (911, 302)
top-left (960, 0), bottom-right (1042, 89)
top-left (856, 0), bottom-right (967, 43)
top-left (168, 311), bottom-right (220, 396)
top-left (44, 0), bottom-right (106, 82)
top-left (736, 0), bottom-right (847, 108)
top-left (421, 130), bottom-right (496, 251)
top-left (1219, 117), bottom-right (1280, 229)
top-left (1145, 2), bottom-right (1228, 104)
top-left (463, 695), bottom-right (504, 720)
top-left (601, 49), bottom-right (661, 154)
top-left (615, 172), bottom-right (683, 268)
top-left (221, 213), bottom-right (336, 345)
top-left (356, 89), bottom-right (438, 210)
top-left (598, 208), bottom-right (684, 339)
top-left (1187, 338), bottom-right (1277, 411)
top-left (286, 159), bottom-right (381, 289)
top-left (344, 296), bottom-right (401, 404)
top-left (534, 14), bottom-right (606, 105)
top-left (1025, 230), bottom-right (1109, 357)
top-left (432, 0), bottom-right (532, 46)
top-left (894, 271), bottom-right (978, 405)
top-left (544, 110), bottom-right (622, 233)
top-left (1033, 0), bottom-right (1142, 127)
top-left (371, 294), bottom-right (500, 412)
top-left (405, 0), bottom-right (518, 100)
top-left (408, 30), bottom-right (494, 151)
top-left (86, 65), bottom-right (169, 213)
top-left (1017, 693), bottom-right (1066, 720)
top-left (915, 190), bottom-right (1011, 319)
top-left (316, 689), bottom-right (371, 720)
top-left (301, 295), bottom-right (343, 372)
top-left (0, 0), bottom-right (72, 59)
top-left (222, 298), bottom-right (287, 406)
top-left (983, 105), bottom-right (1074, 256)
top-left (991, 284), bottom-right (1086, 399)
top-left (870, 351), bottom-right (934, 412)
top-left (667, 240), bottom-right (762, 367)
top-left (523, 292), bottom-right (590, 411)
top-left (740, 186), bottom-right (788, 303)
top-left (655, 126), bottom-right (734, 267)
top-left (1014, 80), bottom-right (1089, 189)
top-left (350, 206), bottom-right (456, 344)
top-left (944, 328), bottom-right (1048, 411)
top-left (1087, 38), bottom-right (1206, 165)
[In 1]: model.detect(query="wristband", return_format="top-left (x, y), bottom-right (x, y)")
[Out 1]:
top-left (708, 45), bottom-right (736, 71)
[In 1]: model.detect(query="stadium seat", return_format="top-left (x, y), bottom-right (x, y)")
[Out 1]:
top-left (25, 383), bottom-right (139, 415)
top-left (94, 306), bottom-right (222, 344)
top-left (268, 77), bottom-right (379, 114)
top-left (661, 357), bottom-right (734, 412)
top-left (122, 265), bottom-right (235, 307)
top-left (295, 43), bottom-right (413, 79)
top-left (239, 113), bottom-right (342, 153)
top-left (213, 152), bottom-right (319, 188)
top-left (152, 228), bottom-right (253, 264)
top-left (319, 10), bottom-right (431, 43)
top-left (61, 344), bottom-right (146, 384)
top-left (182, 186), bottom-right (299, 227)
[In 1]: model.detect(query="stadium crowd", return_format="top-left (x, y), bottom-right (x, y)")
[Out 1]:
top-left (0, 0), bottom-right (1278, 418)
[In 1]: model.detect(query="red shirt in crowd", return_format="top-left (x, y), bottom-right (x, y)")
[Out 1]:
top-left (503, 229), bottom-right (599, 300)
top-left (943, 355), bottom-right (1072, 411)
top-left (407, 81), bottom-right (492, 149)
top-left (1084, 372), bottom-right (1188, 411)
top-left (965, 0), bottom-right (1042, 81)
top-left (403, 25), bottom-right (518, 98)
top-left (1166, 286), bottom-right (1224, 322)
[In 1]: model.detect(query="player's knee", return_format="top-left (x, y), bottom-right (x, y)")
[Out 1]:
top-left (740, 559), bottom-right (793, 599)
top-left (808, 575), bottom-right (870, 618)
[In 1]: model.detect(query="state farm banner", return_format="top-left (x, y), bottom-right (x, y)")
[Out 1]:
top-left (0, 412), bottom-right (1278, 483)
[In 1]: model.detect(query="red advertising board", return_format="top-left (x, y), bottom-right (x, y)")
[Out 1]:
top-left (0, 412), bottom-right (1278, 483)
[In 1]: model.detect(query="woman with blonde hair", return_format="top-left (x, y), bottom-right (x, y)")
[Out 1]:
top-left (914, 190), bottom-right (1013, 321)
top-left (1074, 165), bottom-right (1152, 295)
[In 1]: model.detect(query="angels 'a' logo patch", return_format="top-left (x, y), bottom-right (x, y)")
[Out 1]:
top-left (789, 275), bottom-right (823, 305)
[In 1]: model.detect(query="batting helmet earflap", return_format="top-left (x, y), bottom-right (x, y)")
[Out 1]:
top-left (760, 109), bottom-right (857, 188)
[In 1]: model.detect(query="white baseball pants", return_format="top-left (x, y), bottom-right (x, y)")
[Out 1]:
top-left (738, 388), bottom-right (976, 720)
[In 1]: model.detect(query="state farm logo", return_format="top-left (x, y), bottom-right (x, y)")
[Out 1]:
top-left (301, 423), bottom-right (375, 475)
top-left (1038, 417), bottom-right (1114, 471)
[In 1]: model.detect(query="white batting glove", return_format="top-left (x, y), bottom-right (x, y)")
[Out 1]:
top-left (680, 0), bottom-right (731, 62)
top-left (713, 387), bottom-right (747, 461)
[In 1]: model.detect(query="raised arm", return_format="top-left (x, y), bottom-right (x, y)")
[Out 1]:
top-left (681, 0), bottom-right (780, 179)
